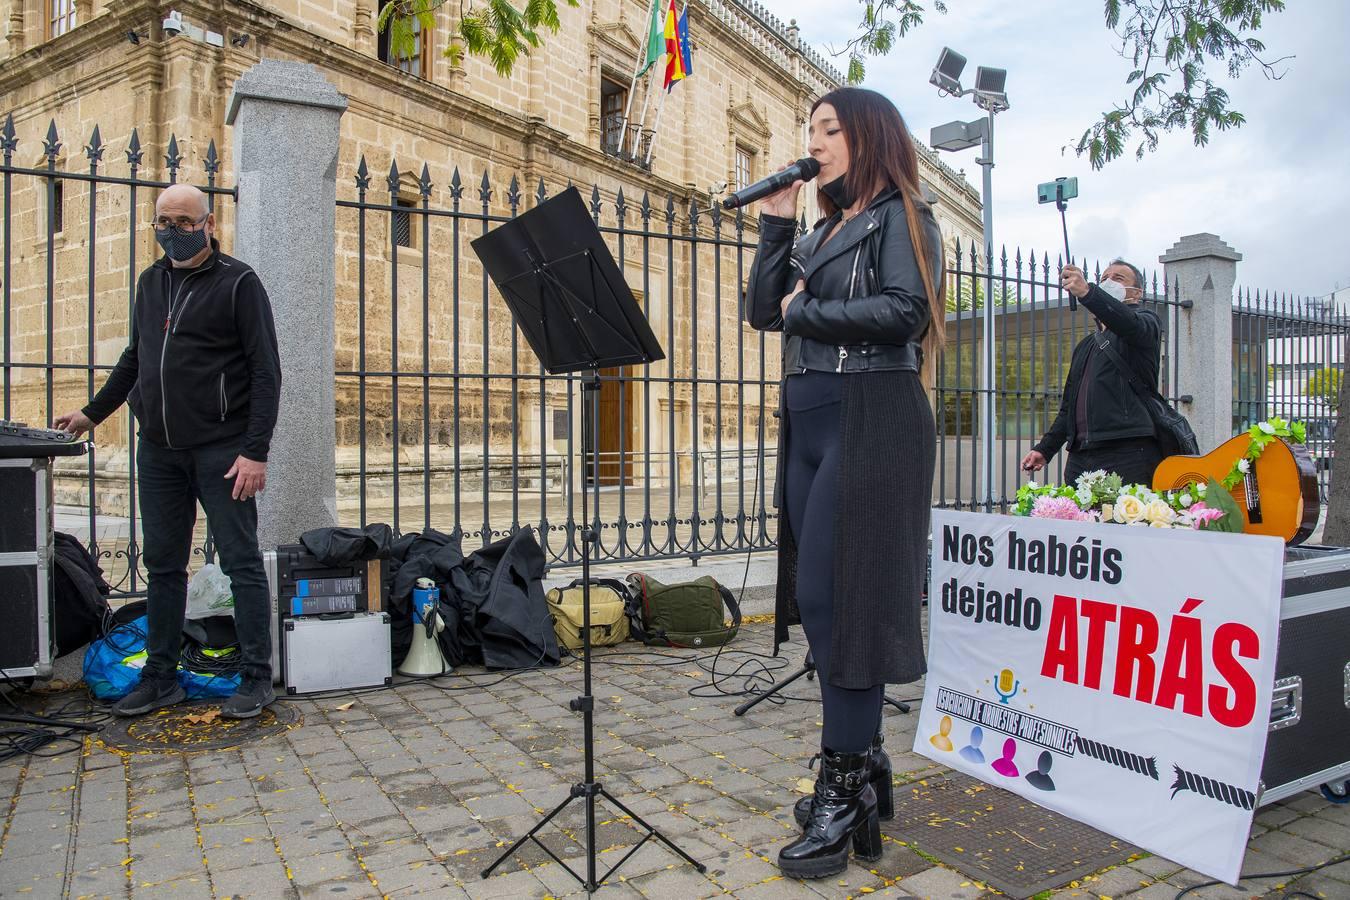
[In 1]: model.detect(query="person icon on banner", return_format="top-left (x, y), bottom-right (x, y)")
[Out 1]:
top-left (991, 738), bottom-right (1020, 777)
top-left (1026, 751), bottom-right (1057, 791)
top-left (930, 715), bottom-right (955, 752)
top-left (959, 726), bottom-right (986, 764)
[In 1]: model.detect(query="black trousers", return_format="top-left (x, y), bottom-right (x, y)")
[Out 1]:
top-left (784, 372), bottom-right (882, 753)
top-left (1063, 436), bottom-right (1165, 487)
top-left (137, 439), bottom-right (272, 685)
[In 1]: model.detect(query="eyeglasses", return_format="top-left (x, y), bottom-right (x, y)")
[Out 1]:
top-left (150, 214), bottom-right (209, 231)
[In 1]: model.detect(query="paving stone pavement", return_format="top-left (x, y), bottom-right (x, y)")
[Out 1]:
top-left (2, 621), bottom-right (1348, 899)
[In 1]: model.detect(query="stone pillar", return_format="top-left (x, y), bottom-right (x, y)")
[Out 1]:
top-left (226, 61), bottom-right (347, 548)
top-left (1159, 233), bottom-right (1241, 453)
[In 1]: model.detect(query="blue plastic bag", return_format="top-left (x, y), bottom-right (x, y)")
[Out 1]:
top-left (83, 615), bottom-right (242, 701)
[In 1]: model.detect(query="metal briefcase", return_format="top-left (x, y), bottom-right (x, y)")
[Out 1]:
top-left (281, 612), bottom-right (392, 694)
top-left (1260, 544), bottom-right (1350, 805)
top-left (0, 457), bottom-right (54, 679)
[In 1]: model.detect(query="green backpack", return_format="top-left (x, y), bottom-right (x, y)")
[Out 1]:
top-left (624, 574), bottom-right (741, 648)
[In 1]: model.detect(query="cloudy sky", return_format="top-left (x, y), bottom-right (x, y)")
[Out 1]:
top-left (760, 0), bottom-right (1348, 297)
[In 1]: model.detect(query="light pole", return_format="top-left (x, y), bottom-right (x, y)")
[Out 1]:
top-left (928, 48), bottom-right (1009, 511)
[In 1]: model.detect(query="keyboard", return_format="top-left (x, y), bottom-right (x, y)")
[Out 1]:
top-left (0, 420), bottom-right (88, 458)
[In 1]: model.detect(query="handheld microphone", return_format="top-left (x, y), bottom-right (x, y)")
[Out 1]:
top-left (721, 157), bottom-right (822, 210)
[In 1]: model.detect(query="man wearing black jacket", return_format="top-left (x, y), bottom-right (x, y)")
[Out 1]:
top-left (56, 184), bottom-right (281, 719)
top-left (1021, 260), bottom-right (1163, 486)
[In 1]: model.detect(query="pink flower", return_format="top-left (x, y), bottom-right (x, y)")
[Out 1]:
top-left (1031, 496), bottom-right (1092, 521)
top-left (1184, 503), bottom-right (1226, 528)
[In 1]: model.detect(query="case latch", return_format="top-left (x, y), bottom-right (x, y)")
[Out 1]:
top-left (1270, 675), bottom-right (1303, 732)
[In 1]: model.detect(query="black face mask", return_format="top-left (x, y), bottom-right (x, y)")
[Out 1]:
top-left (155, 222), bottom-right (210, 263)
top-left (819, 174), bottom-right (855, 212)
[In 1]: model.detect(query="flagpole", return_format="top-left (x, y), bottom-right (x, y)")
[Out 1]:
top-left (634, 66), bottom-right (658, 158)
top-left (644, 83), bottom-right (669, 167)
top-left (645, 0), bottom-right (688, 167)
top-left (618, 0), bottom-right (660, 158)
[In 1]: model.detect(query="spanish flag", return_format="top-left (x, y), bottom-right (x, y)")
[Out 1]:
top-left (663, 0), bottom-right (693, 90)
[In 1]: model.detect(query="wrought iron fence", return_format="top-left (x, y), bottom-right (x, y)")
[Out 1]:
top-left (1233, 288), bottom-right (1348, 501)
top-left (333, 161), bottom-right (780, 569)
top-left (333, 157), bottom-right (1195, 567)
top-left (4, 114), bottom-right (1343, 596)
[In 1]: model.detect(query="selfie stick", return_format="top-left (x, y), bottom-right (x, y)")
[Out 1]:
top-left (1057, 194), bottom-right (1075, 310)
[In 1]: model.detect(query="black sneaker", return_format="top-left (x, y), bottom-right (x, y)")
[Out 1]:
top-left (112, 677), bottom-right (185, 717)
top-left (220, 679), bottom-right (276, 719)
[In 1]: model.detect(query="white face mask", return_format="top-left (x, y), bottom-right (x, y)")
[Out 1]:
top-left (1097, 279), bottom-right (1129, 302)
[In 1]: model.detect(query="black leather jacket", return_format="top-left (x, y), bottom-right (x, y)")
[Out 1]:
top-left (742, 186), bottom-right (942, 373)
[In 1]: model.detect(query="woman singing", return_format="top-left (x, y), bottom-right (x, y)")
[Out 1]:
top-left (743, 87), bottom-right (944, 879)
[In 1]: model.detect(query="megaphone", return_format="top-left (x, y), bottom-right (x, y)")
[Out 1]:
top-left (399, 577), bottom-right (449, 676)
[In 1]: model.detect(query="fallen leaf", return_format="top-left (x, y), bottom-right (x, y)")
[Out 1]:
top-left (334, 701), bottom-right (355, 711)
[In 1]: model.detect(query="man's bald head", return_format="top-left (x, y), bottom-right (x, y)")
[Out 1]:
top-left (156, 183), bottom-right (209, 218)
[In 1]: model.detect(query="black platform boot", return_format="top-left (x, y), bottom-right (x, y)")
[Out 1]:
top-left (778, 747), bottom-right (883, 879)
top-left (794, 729), bottom-right (893, 827)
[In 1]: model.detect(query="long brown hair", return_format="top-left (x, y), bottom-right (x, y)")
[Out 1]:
top-left (810, 87), bottom-right (946, 388)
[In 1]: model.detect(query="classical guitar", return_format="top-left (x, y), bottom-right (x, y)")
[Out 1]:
top-left (1152, 434), bottom-right (1320, 544)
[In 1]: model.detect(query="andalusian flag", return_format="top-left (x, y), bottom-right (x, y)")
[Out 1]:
top-left (638, 0), bottom-right (663, 76)
top-left (663, 0), bottom-right (692, 90)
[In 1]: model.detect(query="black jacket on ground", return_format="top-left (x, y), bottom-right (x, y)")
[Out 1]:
top-left (83, 241), bottom-right (281, 461)
top-left (1033, 284), bottom-right (1161, 461)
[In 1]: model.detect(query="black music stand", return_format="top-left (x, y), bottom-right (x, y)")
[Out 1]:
top-left (733, 650), bottom-right (910, 717)
top-left (471, 187), bottom-right (704, 893)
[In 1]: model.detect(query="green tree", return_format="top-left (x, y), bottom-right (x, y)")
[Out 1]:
top-left (1306, 367), bottom-right (1344, 408)
top-left (839, 0), bottom-right (1290, 169)
top-left (945, 274), bottom-right (1018, 312)
top-left (379, 0), bottom-right (577, 77)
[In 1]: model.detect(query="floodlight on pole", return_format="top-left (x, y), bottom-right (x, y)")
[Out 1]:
top-left (974, 66), bottom-right (1010, 112)
top-left (928, 47), bottom-right (1009, 511)
top-left (929, 47), bottom-right (968, 95)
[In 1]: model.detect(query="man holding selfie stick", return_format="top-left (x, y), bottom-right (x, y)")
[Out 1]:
top-left (1021, 258), bottom-right (1164, 485)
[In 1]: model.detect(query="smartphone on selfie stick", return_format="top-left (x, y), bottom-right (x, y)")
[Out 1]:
top-left (1037, 177), bottom-right (1078, 309)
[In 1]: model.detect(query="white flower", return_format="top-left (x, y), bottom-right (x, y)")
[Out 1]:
top-left (1179, 493), bottom-right (1193, 508)
top-left (1077, 486), bottom-right (1094, 506)
top-left (1258, 422), bottom-right (1276, 434)
top-left (1196, 482), bottom-right (1207, 495)
top-left (1238, 459), bottom-right (1250, 474)
top-left (1026, 480), bottom-right (1038, 490)
top-left (1145, 499), bottom-right (1176, 526)
top-left (1114, 494), bottom-right (1146, 524)
top-left (1150, 519), bottom-right (1172, 528)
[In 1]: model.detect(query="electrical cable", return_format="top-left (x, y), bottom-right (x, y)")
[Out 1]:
top-left (1172, 853), bottom-right (1348, 899)
top-left (0, 668), bottom-right (111, 762)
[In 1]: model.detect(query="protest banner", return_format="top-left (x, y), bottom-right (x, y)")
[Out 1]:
top-left (915, 509), bottom-right (1284, 884)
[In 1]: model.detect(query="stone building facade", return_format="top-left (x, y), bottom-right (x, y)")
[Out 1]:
top-left (2, 0), bottom-right (982, 519)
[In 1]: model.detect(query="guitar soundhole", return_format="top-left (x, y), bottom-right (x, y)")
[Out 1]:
top-left (1167, 471), bottom-right (1206, 490)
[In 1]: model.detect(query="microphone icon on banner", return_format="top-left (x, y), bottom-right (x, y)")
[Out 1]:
top-left (995, 668), bottom-right (1020, 705)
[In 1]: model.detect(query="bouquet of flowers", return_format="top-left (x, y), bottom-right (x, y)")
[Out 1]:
top-left (1014, 469), bottom-right (1240, 531)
